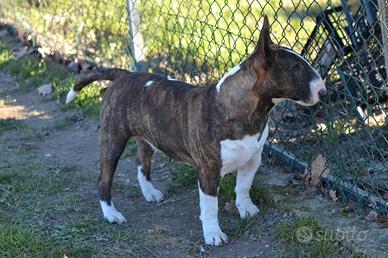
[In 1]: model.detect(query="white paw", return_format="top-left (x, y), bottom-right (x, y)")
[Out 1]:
top-left (204, 230), bottom-right (229, 246)
top-left (143, 188), bottom-right (164, 203)
top-left (236, 199), bottom-right (260, 219)
top-left (100, 201), bottom-right (127, 224)
top-left (137, 166), bottom-right (164, 203)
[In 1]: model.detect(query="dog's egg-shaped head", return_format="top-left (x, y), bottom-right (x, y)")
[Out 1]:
top-left (247, 16), bottom-right (326, 106)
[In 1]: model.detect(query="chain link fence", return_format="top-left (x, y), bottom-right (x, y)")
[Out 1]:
top-left (0, 0), bottom-right (387, 215)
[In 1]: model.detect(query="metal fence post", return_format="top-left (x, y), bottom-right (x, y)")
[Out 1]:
top-left (378, 0), bottom-right (388, 77)
top-left (126, 0), bottom-right (146, 72)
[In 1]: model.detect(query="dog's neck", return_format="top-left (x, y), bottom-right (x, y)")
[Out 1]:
top-left (215, 62), bottom-right (274, 134)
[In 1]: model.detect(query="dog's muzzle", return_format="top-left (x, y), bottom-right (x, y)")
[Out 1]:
top-left (307, 78), bottom-right (326, 105)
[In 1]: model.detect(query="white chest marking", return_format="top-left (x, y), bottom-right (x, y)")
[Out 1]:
top-left (220, 124), bottom-right (269, 176)
top-left (216, 64), bottom-right (241, 93)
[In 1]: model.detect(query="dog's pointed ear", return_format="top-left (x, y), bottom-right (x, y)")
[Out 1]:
top-left (248, 15), bottom-right (273, 78)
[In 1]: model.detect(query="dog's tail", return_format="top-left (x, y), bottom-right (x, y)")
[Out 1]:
top-left (66, 68), bottom-right (131, 104)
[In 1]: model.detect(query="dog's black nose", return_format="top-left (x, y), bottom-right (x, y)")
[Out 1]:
top-left (318, 88), bottom-right (327, 98)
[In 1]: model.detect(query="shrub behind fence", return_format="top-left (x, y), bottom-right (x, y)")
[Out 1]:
top-left (1, 0), bottom-right (387, 214)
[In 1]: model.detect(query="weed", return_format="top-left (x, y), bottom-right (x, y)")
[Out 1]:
top-left (51, 116), bottom-right (76, 130)
top-left (0, 172), bottom-right (22, 184)
top-left (144, 226), bottom-right (178, 248)
top-left (0, 222), bottom-right (68, 257)
top-left (0, 39), bottom-right (102, 117)
top-left (18, 127), bottom-right (46, 141)
top-left (218, 174), bottom-right (273, 208)
top-left (0, 46), bottom-right (68, 91)
top-left (172, 162), bottom-right (197, 187)
top-left (0, 41), bottom-right (12, 65)
top-left (128, 185), bottom-right (142, 198)
top-left (66, 83), bottom-right (102, 116)
top-left (0, 118), bottom-right (22, 134)
top-left (123, 138), bottom-right (138, 157)
top-left (277, 217), bottom-right (346, 258)
top-left (167, 162), bottom-right (197, 194)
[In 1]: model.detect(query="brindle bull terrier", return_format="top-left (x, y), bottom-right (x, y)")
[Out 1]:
top-left (66, 16), bottom-right (326, 246)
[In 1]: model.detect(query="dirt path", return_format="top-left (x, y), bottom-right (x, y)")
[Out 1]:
top-left (0, 69), bottom-right (300, 257)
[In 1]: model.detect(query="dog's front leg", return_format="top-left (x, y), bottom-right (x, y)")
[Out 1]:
top-left (235, 153), bottom-right (261, 219)
top-left (198, 172), bottom-right (228, 246)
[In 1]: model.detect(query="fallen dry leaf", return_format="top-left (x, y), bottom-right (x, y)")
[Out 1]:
top-left (377, 221), bottom-right (388, 228)
top-left (377, 215), bottom-right (388, 228)
top-left (304, 154), bottom-right (330, 187)
top-left (364, 210), bottom-right (378, 221)
top-left (329, 189), bottom-right (338, 202)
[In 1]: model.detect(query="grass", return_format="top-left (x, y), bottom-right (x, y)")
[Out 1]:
top-left (0, 222), bottom-right (69, 257)
top-left (219, 174), bottom-right (274, 209)
top-left (170, 163), bottom-right (197, 187)
top-left (0, 158), bottom-right (147, 256)
top-left (139, 0), bottom-right (341, 83)
top-left (122, 138), bottom-right (138, 157)
top-left (1, 0), bottom-right (130, 68)
top-left (0, 40), bottom-right (68, 90)
top-left (50, 116), bottom-right (76, 130)
top-left (0, 112), bottom-right (152, 257)
top-left (0, 118), bottom-right (22, 135)
top-left (276, 216), bottom-right (364, 258)
top-left (165, 160), bottom-right (197, 195)
top-left (1, 0), bottom-right (342, 84)
top-left (0, 38), bottom-right (103, 116)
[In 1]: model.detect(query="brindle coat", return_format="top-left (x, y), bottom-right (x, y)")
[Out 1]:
top-left (70, 16), bottom-right (320, 241)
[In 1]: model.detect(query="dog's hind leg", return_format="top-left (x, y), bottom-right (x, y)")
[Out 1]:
top-left (98, 122), bottom-right (130, 224)
top-left (136, 138), bottom-right (163, 203)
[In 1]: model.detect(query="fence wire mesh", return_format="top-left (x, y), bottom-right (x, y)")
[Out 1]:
top-left (0, 0), bottom-right (387, 214)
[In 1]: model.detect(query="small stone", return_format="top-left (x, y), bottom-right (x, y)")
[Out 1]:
top-left (80, 61), bottom-right (92, 72)
top-left (96, 235), bottom-right (109, 241)
top-left (249, 234), bottom-right (257, 240)
top-left (37, 83), bottom-right (53, 96)
top-left (68, 61), bottom-right (79, 72)
top-left (365, 210), bottom-right (378, 221)
top-left (54, 52), bottom-right (65, 63)
top-left (197, 245), bottom-right (205, 254)
top-left (0, 30), bottom-right (8, 37)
